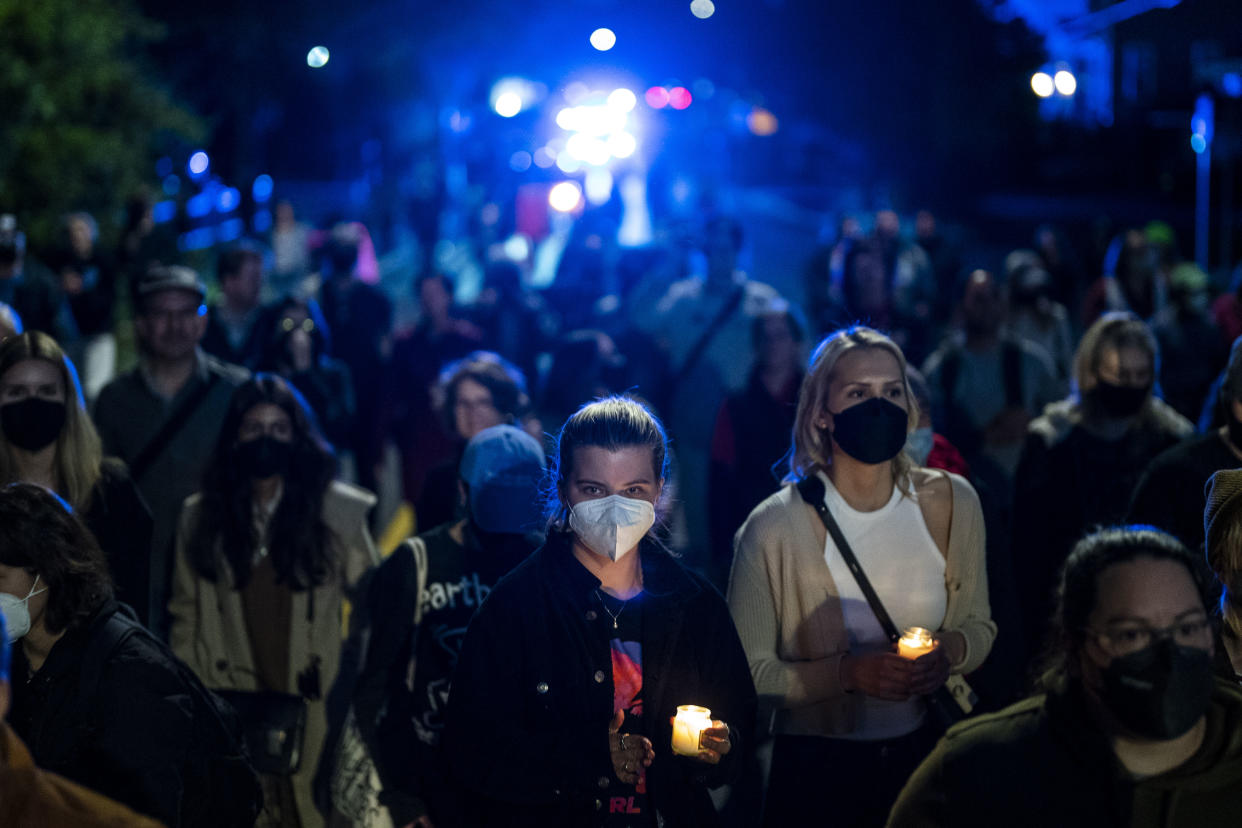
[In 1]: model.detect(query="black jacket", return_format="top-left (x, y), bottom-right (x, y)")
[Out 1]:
top-left (9, 600), bottom-right (201, 827)
top-left (443, 532), bottom-right (757, 827)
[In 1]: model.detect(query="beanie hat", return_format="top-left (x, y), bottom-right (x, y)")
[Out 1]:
top-left (1204, 468), bottom-right (1242, 577)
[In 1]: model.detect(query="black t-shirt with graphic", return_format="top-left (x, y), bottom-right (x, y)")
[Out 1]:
top-left (597, 589), bottom-right (656, 828)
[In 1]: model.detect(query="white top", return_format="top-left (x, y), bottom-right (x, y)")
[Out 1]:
top-left (818, 470), bottom-right (947, 740)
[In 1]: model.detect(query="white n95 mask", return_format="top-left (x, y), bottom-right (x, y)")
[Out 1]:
top-left (569, 495), bottom-right (656, 562)
top-left (0, 574), bottom-right (46, 642)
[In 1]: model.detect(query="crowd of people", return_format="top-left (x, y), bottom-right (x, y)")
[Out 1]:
top-left (1, 199), bottom-right (1242, 827)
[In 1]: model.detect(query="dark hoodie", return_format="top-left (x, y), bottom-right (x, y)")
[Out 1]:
top-left (887, 678), bottom-right (1242, 827)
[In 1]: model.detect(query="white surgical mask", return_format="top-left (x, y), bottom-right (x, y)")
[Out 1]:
top-left (904, 426), bottom-right (935, 467)
top-left (0, 574), bottom-right (46, 642)
top-left (569, 494), bottom-right (656, 562)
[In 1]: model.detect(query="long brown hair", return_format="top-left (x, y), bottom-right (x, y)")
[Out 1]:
top-left (0, 332), bottom-right (103, 507)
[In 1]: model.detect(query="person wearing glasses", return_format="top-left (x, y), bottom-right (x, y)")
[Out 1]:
top-left (888, 526), bottom-right (1242, 827)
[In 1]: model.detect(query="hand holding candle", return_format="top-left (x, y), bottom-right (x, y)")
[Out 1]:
top-left (672, 705), bottom-right (732, 764)
top-left (898, 626), bottom-right (937, 660)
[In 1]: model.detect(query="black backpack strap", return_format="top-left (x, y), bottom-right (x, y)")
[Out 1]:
top-left (674, 284), bottom-right (747, 384)
top-left (795, 476), bottom-right (901, 643)
top-left (128, 372), bottom-right (219, 482)
top-left (1001, 341), bottom-right (1023, 409)
top-left (78, 611), bottom-right (141, 705)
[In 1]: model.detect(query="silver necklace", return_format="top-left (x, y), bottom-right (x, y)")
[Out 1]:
top-left (596, 589), bottom-right (630, 630)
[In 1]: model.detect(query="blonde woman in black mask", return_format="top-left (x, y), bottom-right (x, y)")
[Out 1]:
top-left (169, 374), bottom-right (378, 828)
top-left (728, 325), bottom-right (994, 827)
top-left (0, 332), bottom-right (153, 623)
top-left (1012, 312), bottom-right (1192, 665)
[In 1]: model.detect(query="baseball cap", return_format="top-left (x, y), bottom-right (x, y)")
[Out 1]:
top-left (460, 425), bottom-right (546, 534)
top-left (136, 264), bottom-right (207, 302)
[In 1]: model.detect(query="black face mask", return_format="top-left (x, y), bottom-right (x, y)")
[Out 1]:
top-left (1091, 380), bottom-right (1150, 419)
top-left (1, 398), bottom-right (66, 452)
top-left (1099, 638), bottom-right (1215, 740)
top-left (235, 436), bottom-right (293, 480)
top-left (829, 397), bottom-right (909, 465)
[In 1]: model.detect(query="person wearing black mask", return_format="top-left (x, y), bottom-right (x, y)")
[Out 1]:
top-left (169, 374), bottom-right (379, 828)
top-left (890, 526), bottom-right (1242, 827)
top-left (347, 424), bottom-right (545, 827)
top-left (729, 325), bottom-right (994, 827)
top-left (1012, 313), bottom-right (1192, 670)
top-left (0, 332), bottom-right (153, 625)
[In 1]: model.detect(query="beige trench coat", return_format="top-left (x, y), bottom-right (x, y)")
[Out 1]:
top-left (169, 480), bottom-right (379, 828)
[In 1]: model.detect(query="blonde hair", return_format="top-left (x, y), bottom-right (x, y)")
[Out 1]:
top-left (0, 332), bottom-right (103, 508)
top-left (1072, 311), bottom-right (1157, 400)
top-left (788, 325), bottom-right (919, 484)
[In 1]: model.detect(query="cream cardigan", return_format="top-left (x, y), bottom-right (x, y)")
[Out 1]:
top-left (726, 468), bottom-right (995, 737)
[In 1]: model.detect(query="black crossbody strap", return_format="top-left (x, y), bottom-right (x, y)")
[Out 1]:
top-left (128, 373), bottom-right (219, 482)
top-left (674, 284), bottom-right (747, 384)
top-left (796, 475), bottom-right (901, 644)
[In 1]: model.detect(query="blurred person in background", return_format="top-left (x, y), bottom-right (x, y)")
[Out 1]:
top-left (170, 374), bottom-right (378, 828)
top-left (914, 209), bottom-right (963, 327)
top-left (94, 264), bottom-right (249, 637)
top-left (639, 216), bottom-right (782, 572)
top-left (352, 424), bottom-right (545, 827)
top-left (0, 214), bottom-right (66, 341)
top-left (537, 330), bottom-right (631, 432)
top-left (317, 225), bottom-right (392, 498)
top-left (1005, 250), bottom-right (1073, 387)
top-left (0, 332), bottom-right (153, 624)
top-left (873, 209), bottom-right (936, 365)
top-left (708, 308), bottom-right (805, 585)
top-left (1013, 312), bottom-right (1192, 668)
top-left (468, 259), bottom-right (550, 386)
top-left (258, 296), bottom-right (355, 453)
top-left (0, 302), bottom-right (21, 341)
top-left (1151, 262), bottom-right (1226, 423)
top-left (412, 352), bottom-right (531, 534)
top-left (202, 243), bottom-right (269, 370)
top-left (729, 326), bottom-right (994, 827)
top-left (1128, 335), bottom-right (1242, 552)
top-left (51, 212), bottom-right (117, 401)
top-left (270, 201), bottom-right (312, 299)
top-left (889, 526), bottom-right (1242, 827)
top-left (922, 270), bottom-right (1061, 504)
top-left (1083, 229), bottom-right (1166, 326)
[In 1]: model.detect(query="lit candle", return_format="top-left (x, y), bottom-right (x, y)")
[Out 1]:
top-left (898, 626), bottom-right (936, 660)
top-left (671, 705), bottom-right (712, 756)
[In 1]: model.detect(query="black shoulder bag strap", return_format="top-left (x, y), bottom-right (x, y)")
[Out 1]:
top-left (796, 476), bottom-right (902, 644)
top-left (674, 283), bottom-right (747, 384)
top-left (128, 373), bottom-right (219, 483)
top-left (795, 475), bottom-right (976, 722)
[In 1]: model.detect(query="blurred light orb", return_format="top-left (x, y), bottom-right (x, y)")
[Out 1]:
top-left (217, 187), bottom-right (241, 212)
top-left (747, 107), bottom-right (779, 136)
top-left (509, 151), bottom-right (533, 172)
top-left (607, 131), bottom-right (638, 159)
top-left (1191, 133), bottom-right (1207, 154)
top-left (556, 150), bottom-right (582, 174)
top-left (307, 46), bottom-right (330, 68)
top-left (564, 82), bottom-right (590, 104)
top-left (1053, 70), bottom-right (1077, 96)
top-left (252, 174), bottom-right (274, 203)
top-left (668, 87), bottom-right (693, 110)
top-left (590, 28), bottom-right (616, 51)
top-left (607, 88), bottom-right (637, 113)
top-left (1224, 73), bottom-right (1242, 98)
top-left (690, 0), bottom-right (716, 19)
top-left (533, 147), bottom-right (556, 168)
top-left (188, 151), bottom-right (209, 177)
top-left (549, 181), bottom-right (583, 213)
top-left (585, 169), bottom-right (614, 205)
top-left (494, 91), bottom-right (523, 118)
top-left (503, 234), bottom-right (531, 261)
top-left (645, 87), bottom-right (670, 109)
top-left (1030, 72), bottom-right (1054, 98)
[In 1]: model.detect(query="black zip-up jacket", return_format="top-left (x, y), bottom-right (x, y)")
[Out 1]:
top-left (443, 532), bottom-right (758, 827)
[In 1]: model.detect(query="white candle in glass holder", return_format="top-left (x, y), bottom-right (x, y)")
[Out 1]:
top-left (671, 705), bottom-right (712, 756)
top-left (898, 626), bottom-right (936, 659)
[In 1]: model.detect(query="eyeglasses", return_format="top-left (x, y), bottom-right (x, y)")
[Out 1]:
top-left (281, 317), bottom-right (315, 333)
top-left (1085, 617), bottom-right (1211, 657)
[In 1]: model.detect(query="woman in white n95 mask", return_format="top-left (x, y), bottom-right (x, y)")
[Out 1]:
top-left (442, 396), bottom-right (757, 828)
